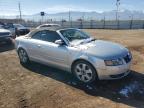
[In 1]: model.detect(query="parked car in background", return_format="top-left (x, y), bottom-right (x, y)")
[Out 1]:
top-left (0, 25), bottom-right (13, 44)
top-left (36, 24), bottom-right (61, 29)
top-left (15, 28), bottom-right (132, 83)
top-left (0, 23), bottom-right (16, 38)
top-left (13, 24), bottom-right (30, 36)
top-left (4, 23), bottom-right (16, 38)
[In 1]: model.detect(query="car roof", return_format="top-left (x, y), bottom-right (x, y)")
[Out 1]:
top-left (29, 27), bottom-right (78, 37)
top-left (40, 23), bottom-right (60, 26)
top-left (36, 23), bottom-right (61, 29)
top-left (35, 27), bottom-right (78, 31)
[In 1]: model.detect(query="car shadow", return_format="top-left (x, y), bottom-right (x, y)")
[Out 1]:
top-left (22, 62), bottom-right (144, 108)
top-left (0, 42), bottom-right (15, 53)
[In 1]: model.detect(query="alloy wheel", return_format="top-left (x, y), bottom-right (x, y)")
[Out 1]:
top-left (18, 49), bottom-right (29, 63)
top-left (74, 63), bottom-right (93, 83)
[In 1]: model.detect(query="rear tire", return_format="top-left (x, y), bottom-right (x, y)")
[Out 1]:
top-left (72, 60), bottom-right (97, 84)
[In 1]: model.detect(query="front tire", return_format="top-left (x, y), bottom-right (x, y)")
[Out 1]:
top-left (18, 48), bottom-right (30, 64)
top-left (72, 60), bottom-right (97, 83)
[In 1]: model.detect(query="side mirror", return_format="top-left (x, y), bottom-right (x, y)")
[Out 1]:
top-left (55, 40), bottom-right (65, 46)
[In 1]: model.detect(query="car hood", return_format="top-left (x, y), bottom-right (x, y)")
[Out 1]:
top-left (17, 27), bottom-right (28, 30)
top-left (0, 28), bottom-right (10, 33)
top-left (75, 40), bottom-right (129, 60)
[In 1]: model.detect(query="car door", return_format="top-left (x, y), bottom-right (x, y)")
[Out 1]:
top-left (28, 30), bottom-right (69, 69)
top-left (26, 31), bottom-right (46, 62)
top-left (39, 30), bottom-right (69, 69)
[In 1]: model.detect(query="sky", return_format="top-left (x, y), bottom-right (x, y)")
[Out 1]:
top-left (0, 0), bottom-right (144, 16)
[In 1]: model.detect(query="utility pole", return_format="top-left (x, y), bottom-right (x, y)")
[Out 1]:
top-left (143, 19), bottom-right (144, 29)
top-left (130, 14), bottom-right (133, 29)
top-left (70, 17), bottom-right (72, 27)
top-left (82, 12), bottom-right (85, 21)
top-left (103, 14), bottom-right (106, 29)
top-left (116, 0), bottom-right (120, 21)
top-left (18, 2), bottom-right (22, 21)
top-left (90, 17), bottom-right (93, 29)
top-left (69, 10), bottom-right (71, 22)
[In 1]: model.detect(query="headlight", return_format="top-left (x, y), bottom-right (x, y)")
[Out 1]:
top-left (128, 51), bottom-right (132, 59)
top-left (104, 58), bottom-right (123, 66)
top-left (9, 33), bottom-right (12, 36)
top-left (8, 32), bottom-right (12, 36)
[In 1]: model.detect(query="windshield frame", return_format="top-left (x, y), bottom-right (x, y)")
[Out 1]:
top-left (59, 28), bottom-right (90, 44)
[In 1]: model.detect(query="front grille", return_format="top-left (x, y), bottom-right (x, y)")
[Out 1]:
top-left (123, 54), bottom-right (131, 63)
top-left (0, 32), bottom-right (10, 36)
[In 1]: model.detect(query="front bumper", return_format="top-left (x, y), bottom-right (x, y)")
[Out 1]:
top-left (97, 62), bottom-right (131, 80)
top-left (0, 36), bottom-right (12, 42)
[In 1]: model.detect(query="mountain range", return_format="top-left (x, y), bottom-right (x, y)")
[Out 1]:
top-left (3, 10), bottom-right (144, 21)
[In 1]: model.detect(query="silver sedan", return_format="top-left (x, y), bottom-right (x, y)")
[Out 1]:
top-left (15, 28), bottom-right (132, 83)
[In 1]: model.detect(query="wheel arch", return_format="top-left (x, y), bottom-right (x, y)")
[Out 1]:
top-left (17, 47), bottom-right (27, 53)
top-left (17, 47), bottom-right (29, 58)
top-left (71, 58), bottom-right (99, 80)
top-left (71, 58), bottom-right (97, 73)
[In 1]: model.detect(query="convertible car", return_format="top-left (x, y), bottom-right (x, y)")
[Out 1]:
top-left (15, 28), bottom-right (132, 83)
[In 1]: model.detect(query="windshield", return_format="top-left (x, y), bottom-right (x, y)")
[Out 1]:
top-left (14, 24), bottom-right (24, 28)
top-left (60, 29), bottom-right (90, 43)
top-left (40, 24), bottom-right (60, 28)
top-left (0, 25), bottom-right (4, 29)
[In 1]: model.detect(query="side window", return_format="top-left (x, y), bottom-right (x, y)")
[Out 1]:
top-left (32, 31), bottom-right (42, 40)
top-left (41, 31), bottom-right (61, 43)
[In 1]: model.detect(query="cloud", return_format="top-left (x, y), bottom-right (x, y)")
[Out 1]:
top-left (121, 4), bottom-right (134, 10)
top-left (121, 4), bottom-right (144, 12)
top-left (0, 5), bottom-right (104, 16)
top-left (0, 8), bottom-right (19, 16)
top-left (43, 5), bottom-right (103, 14)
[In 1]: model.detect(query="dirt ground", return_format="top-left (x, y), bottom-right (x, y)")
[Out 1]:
top-left (0, 29), bottom-right (144, 108)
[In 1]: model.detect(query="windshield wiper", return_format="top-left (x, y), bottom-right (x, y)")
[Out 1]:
top-left (79, 38), bottom-right (96, 45)
top-left (90, 38), bottom-right (96, 42)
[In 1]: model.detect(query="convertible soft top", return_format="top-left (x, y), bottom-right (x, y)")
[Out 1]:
top-left (28, 27), bottom-right (77, 37)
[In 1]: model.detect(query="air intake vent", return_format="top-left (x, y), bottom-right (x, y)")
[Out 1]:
top-left (0, 32), bottom-right (10, 36)
top-left (124, 54), bottom-right (131, 63)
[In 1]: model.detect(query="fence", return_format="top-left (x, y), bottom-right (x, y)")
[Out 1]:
top-left (23, 20), bottom-right (144, 29)
top-left (0, 18), bottom-right (144, 29)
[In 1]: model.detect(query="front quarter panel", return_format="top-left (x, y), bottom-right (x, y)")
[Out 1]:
top-left (69, 47), bottom-right (106, 72)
